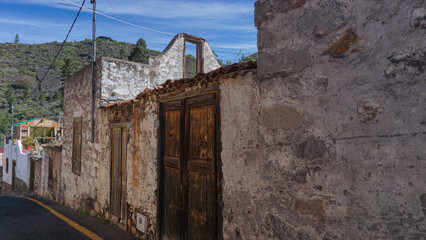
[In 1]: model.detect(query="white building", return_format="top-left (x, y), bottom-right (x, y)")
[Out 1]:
top-left (1, 138), bottom-right (31, 195)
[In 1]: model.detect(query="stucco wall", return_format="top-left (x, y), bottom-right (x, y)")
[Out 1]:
top-left (1, 139), bottom-right (30, 195)
top-left (217, 0), bottom-right (426, 239)
top-left (62, 61), bottom-right (103, 210)
top-left (95, 98), bottom-right (159, 238)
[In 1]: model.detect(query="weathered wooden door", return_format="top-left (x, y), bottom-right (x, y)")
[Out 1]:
top-left (111, 127), bottom-right (127, 220)
top-left (29, 159), bottom-right (35, 193)
top-left (161, 94), bottom-right (218, 240)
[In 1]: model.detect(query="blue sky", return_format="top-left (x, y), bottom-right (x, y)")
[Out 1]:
top-left (0, 0), bottom-right (258, 62)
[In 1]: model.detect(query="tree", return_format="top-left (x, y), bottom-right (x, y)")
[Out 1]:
top-left (128, 38), bottom-right (149, 63)
top-left (39, 91), bottom-right (46, 102)
top-left (61, 58), bottom-right (80, 77)
top-left (23, 87), bottom-right (31, 100)
top-left (14, 34), bottom-right (19, 44)
top-left (4, 86), bottom-right (16, 106)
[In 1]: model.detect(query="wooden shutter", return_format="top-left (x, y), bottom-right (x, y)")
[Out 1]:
top-left (162, 101), bottom-right (182, 240)
top-left (185, 95), bottom-right (216, 240)
top-left (72, 117), bottom-right (82, 175)
top-left (111, 127), bottom-right (122, 218)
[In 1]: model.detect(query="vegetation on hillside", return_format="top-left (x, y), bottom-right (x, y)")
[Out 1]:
top-left (0, 37), bottom-right (160, 142)
top-left (0, 35), bottom-right (255, 143)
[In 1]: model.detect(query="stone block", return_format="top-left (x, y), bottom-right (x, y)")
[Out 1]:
top-left (260, 105), bottom-right (304, 130)
top-left (258, 48), bottom-right (311, 78)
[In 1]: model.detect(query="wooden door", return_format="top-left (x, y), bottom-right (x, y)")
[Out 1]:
top-left (161, 94), bottom-right (218, 240)
top-left (185, 95), bottom-right (216, 240)
top-left (111, 127), bottom-right (127, 220)
top-left (162, 101), bottom-right (182, 240)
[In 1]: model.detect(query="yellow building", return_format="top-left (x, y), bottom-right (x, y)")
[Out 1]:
top-left (14, 118), bottom-right (62, 142)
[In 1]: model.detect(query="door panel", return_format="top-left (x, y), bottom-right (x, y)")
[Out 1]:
top-left (163, 105), bottom-right (182, 240)
top-left (161, 95), bottom-right (218, 240)
top-left (111, 127), bottom-right (123, 218)
top-left (186, 103), bottom-right (216, 240)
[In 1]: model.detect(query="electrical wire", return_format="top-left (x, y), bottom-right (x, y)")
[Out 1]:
top-left (63, 0), bottom-right (175, 36)
top-left (38, 0), bottom-right (86, 87)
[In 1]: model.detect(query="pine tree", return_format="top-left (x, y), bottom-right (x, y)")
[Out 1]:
top-left (14, 34), bottom-right (19, 44)
top-left (128, 38), bottom-right (149, 63)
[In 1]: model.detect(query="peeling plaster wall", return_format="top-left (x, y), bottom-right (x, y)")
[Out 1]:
top-left (100, 34), bottom-right (220, 103)
top-left (96, 98), bottom-right (159, 239)
top-left (218, 0), bottom-right (426, 239)
top-left (62, 61), bottom-right (103, 212)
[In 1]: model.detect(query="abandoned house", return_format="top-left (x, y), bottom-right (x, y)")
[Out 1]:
top-left (38, 0), bottom-right (425, 239)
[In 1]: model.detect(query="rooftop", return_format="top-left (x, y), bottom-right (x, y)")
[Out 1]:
top-left (101, 61), bottom-right (257, 108)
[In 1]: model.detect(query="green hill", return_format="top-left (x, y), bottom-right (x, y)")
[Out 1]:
top-left (0, 38), bottom-right (161, 142)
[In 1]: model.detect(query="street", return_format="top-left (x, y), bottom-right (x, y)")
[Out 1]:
top-left (0, 196), bottom-right (137, 240)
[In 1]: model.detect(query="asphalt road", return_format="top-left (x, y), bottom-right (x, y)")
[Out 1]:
top-left (0, 196), bottom-right (138, 240)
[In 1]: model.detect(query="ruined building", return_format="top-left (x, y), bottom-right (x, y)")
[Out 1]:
top-left (38, 0), bottom-right (426, 239)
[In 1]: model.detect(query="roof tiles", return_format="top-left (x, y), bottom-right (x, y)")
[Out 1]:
top-left (100, 61), bottom-right (257, 108)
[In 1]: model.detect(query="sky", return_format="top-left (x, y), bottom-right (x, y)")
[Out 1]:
top-left (0, 0), bottom-right (258, 62)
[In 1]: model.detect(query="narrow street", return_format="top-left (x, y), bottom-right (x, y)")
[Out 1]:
top-left (0, 196), bottom-right (137, 240)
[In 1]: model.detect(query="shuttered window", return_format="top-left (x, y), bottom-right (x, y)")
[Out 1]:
top-left (72, 117), bottom-right (82, 175)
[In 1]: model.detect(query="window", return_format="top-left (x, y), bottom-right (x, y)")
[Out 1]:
top-left (183, 36), bottom-right (204, 78)
top-left (6, 158), bottom-right (8, 173)
top-left (72, 117), bottom-right (82, 175)
top-left (48, 157), bottom-right (53, 188)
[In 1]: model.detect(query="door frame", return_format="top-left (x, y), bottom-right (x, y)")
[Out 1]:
top-left (157, 86), bottom-right (223, 240)
top-left (110, 123), bottom-right (129, 230)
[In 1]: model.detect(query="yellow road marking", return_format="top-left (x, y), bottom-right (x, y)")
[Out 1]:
top-left (24, 197), bottom-right (103, 240)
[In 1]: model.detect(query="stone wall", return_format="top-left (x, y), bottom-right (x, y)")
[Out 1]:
top-left (95, 98), bottom-right (159, 238)
top-left (62, 61), bottom-right (103, 211)
top-left (218, 0), bottom-right (426, 239)
top-left (35, 145), bottom-right (63, 202)
top-left (100, 34), bottom-right (220, 104)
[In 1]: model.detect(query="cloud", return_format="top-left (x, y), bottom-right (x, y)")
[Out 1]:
top-left (0, 17), bottom-right (69, 28)
top-left (1, 0), bottom-right (254, 20)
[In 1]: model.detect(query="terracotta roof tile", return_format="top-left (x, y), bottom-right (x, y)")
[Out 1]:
top-left (101, 61), bottom-right (257, 108)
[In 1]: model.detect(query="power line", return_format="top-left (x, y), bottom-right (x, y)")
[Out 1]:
top-left (38, 0), bottom-right (86, 87)
top-left (63, 0), bottom-right (175, 36)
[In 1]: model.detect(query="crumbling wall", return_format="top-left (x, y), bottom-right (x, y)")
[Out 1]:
top-left (100, 34), bottom-right (220, 104)
top-left (36, 146), bottom-right (62, 202)
top-left (217, 0), bottom-right (426, 239)
top-left (96, 98), bottom-right (159, 239)
top-left (62, 61), bottom-right (103, 212)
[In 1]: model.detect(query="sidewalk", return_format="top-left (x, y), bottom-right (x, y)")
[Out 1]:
top-left (32, 197), bottom-right (139, 240)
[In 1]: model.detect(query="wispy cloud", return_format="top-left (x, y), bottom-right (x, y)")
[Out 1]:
top-left (0, 17), bottom-right (69, 28)
top-left (0, 0), bottom-right (254, 19)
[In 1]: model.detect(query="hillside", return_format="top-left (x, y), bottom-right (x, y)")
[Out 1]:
top-left (0, 38), bottom-right (161, 142)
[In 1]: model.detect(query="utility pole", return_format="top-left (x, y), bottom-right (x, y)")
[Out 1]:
top-left (10, 105), bottom-right (14, 139)
top-left (90, 0), bottom-right (96, 143)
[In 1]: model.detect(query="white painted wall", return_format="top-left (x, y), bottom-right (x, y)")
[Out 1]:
top-left (2, 138), bottom-right (30, 186)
